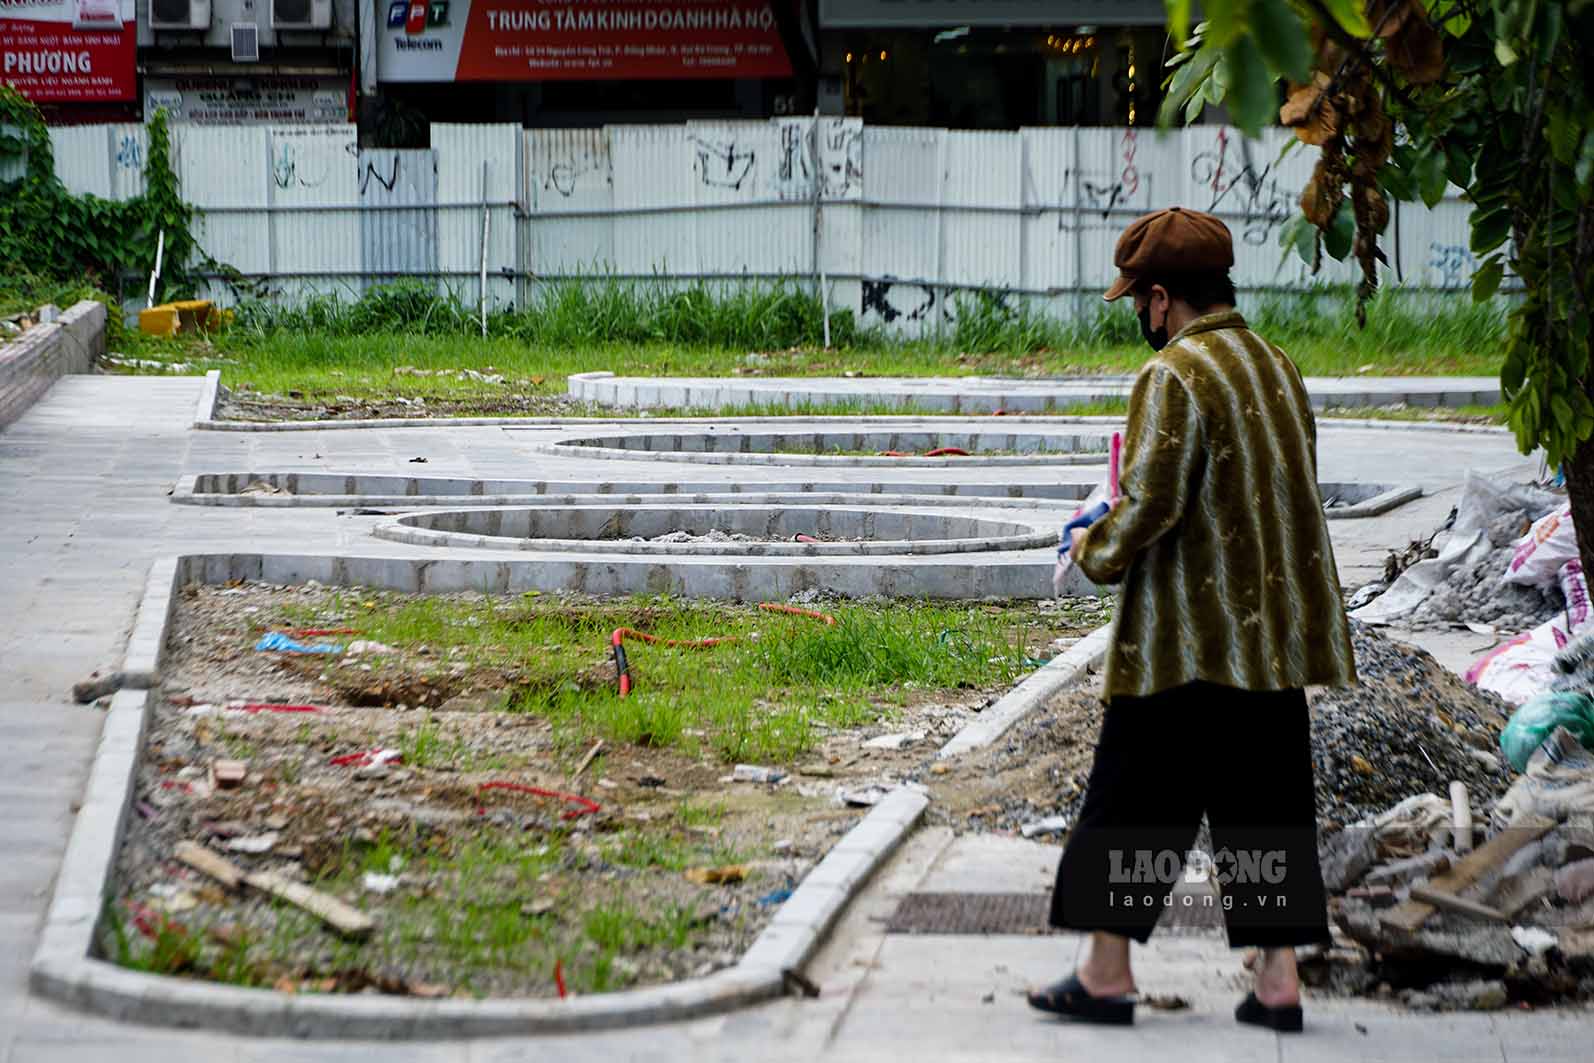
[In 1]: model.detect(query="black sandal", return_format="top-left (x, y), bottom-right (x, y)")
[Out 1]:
top-left (1235, 991), bottom-right (1303, 1033)
top-left (1026, 974), bottom-right (1135, 1025)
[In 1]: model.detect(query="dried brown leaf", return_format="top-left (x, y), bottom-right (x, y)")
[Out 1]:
top-left (1386, 17), bottom-right (1445, 84)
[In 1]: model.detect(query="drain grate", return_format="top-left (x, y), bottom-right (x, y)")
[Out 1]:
top-left (886, 889), bottom-right (1228, 935)
top-left (886, 892), bottom-right (1057, 935)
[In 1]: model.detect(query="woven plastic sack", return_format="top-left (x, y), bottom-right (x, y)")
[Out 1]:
top-left (1500, 691), bottom-right (1594, 772)
top-left (1504, 503), bottom-right (1577, 588)
top-left (1493, 727), bottom-right (1594, 829)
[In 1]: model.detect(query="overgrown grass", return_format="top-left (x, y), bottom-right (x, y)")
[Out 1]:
top-left (277, 592), bottom-right (1095, 764)
top-left (118, 279), bottom-right (1506, 411)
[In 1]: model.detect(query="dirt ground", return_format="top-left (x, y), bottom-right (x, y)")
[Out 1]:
top-left (107, 583), bottom-right (1102, 999)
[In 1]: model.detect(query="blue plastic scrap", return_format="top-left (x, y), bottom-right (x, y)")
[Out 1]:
top-left (254, 632), bottom-right (343, 654)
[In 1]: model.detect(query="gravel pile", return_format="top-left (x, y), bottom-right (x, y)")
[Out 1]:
top-left (931, 622), bottom-right (1514, 831)
top-left (1312, 620), bottom-right (1513, 825)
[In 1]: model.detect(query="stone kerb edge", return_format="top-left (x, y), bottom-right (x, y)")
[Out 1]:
top-left (28, 554), bottom-right (932, 1038)
top-left (1, 299), bottom-right (106, 429)
top-left (937, 624), bottom-right (1112, 760)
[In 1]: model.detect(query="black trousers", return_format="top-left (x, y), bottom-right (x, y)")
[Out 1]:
top-left (1049, 681), bottom-right (1332, 949)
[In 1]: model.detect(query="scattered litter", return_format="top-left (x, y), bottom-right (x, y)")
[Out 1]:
top-left (240, 480), bottom-right (291, 497)
top-left (363, 872), bottom-right (400, 895)
top-left (476, 781), bottom-right (600, 820)
top-left (1019, 815), bottom-right (1070, 838)
top-left (553, 958), bottom-right (567, 999)
top-left (1510, 926), bottom-right (1557, 957)
top-left (330, 748), bottom-right (404, 769)
top-left (72, 670), bottom-right (126, 703)
top-left (232, 702), bottom-right (322, 714)
top-left (732, 764), bottom-right (786, 784)
top-left (572, 739), bottom-right (605, 779)
top-left (409, 456), bottom-right (428, 463)
top-left (345, 640), bottom-right (397, 656)
top-left (840, 785), bottom-right (889, 807)
top-left (209, 759), bottom-right (247, 790)
top-left (225, 832), bottom-right (279, 855)
top-left (771, 839), bottom-right (794, 854)
top-left (863, 731), bottom-right (924, 751)
top-left (1142, 993), bottom-right (1191, 1011)
top-left (757, 888), bottom-right (794, 906)
top-left (685, 865), bottom-right (748, 885)
top-left (1498, 691), bottom-right (1594, 772)
top-left (255, 632), bottom-right (343, 654)
top-left (1504, 503), bottom-right (1577, 586)
top-left (177, 840), bottom-right (373, 937)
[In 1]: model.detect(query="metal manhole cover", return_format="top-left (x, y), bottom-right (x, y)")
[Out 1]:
top-left (886, 892), bottom-right (1057, 935)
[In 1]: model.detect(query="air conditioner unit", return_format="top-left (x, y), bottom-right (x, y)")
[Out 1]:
top-left (148, 0), bottom-right (211, 30)
top-left (231, 23), bottom-right (259, 62)
top-left (271, 0), bottom-right (333, 30)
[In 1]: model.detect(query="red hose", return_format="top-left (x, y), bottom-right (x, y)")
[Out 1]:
top-left (612, 603), bottom-right (838, 697)
top-left (477, 781), bottom-right (601, 820)
top-left (923, 447), bottom-right (971, 457)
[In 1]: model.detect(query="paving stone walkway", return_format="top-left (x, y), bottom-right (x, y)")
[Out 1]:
top-left (0, 375), bottom-right (1583, 1061)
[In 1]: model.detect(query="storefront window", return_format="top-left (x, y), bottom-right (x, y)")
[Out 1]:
top-left (838, 25), bottom-right (1168, 129)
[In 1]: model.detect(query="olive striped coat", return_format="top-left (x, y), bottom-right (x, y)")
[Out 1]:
top-left (1074, 310), bottom-right (1357, 699)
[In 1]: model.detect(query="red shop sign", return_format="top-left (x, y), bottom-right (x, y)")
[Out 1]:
top-left (377, 0), bottom-right (795, 83)
top-left (0, 0), bottom-right (136, 103)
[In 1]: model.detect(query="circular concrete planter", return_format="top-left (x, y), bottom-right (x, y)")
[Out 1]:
top-left (531, 428), bottom-right (1113, 467)
top-left (372, 503), bottom-right (1058, 556)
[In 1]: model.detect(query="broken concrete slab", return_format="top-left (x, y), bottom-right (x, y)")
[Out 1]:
top-left (1336, 898), bottom-right (1526, 968)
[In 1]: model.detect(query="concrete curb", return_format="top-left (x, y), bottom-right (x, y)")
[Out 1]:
top-left (567, 370), bottom-right (1504, 416)
top-left (192, 369), bottom-right (222, 426)
top-left (188, 367), bottom-right (1508, 436)
top-left (937, 625), bottom-right (1112, 759)
top-left (1324, 484), bottom-right (1425, 520)
top-left (371, 502), bottom-right (1058, 558)
top-left (1, 300), bottom-right (107, 429)
top-left (171, 475), bottom-right (1421, 524)
top-left (28, 554), bottom-right (931, 1038)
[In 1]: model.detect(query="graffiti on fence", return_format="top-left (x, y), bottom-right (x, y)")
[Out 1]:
top-left (358, 155), bottom-right (400, 195)
top-left (691, 135), bottom-right (756, 191)
top-left (1189, 128), bottom-right (1296, 246)
top-left (1057, 130), bottom-right (1146, 229)
top-left (114, 133), bottom-right (142, 173)
top-left (270, 141), bottom-right (331, 191)
top-left (862, 278), bottom-right (936, 324)
top-left (1428, 242), bottom-right (1475, 288)
top-left (821, 122), bottom-right (863, 197)
top-left (543, 142), bottom-right (612, 199)
top-left (772, 122), bottom-right (811, 200)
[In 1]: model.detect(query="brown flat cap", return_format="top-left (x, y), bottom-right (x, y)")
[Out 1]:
top-left (1103, 206), bottom-right (1234, 301)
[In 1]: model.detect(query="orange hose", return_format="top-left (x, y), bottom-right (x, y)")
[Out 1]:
top-left (612, 602), bottom-right (839, 697)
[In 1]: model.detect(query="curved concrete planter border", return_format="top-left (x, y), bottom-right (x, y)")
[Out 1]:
top-left (173, 475), bottom-right (1419, 521)
top-left (372, 503), bottom-right (1057, 557)
top-left (529, 428), bottom-right (1112, 468)
top-left (30, 555), bottom-right (934, 1038)
top-left (565, 370), bottom-right (1504, 416)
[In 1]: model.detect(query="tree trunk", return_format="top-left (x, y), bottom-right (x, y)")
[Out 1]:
top-left (1563, 434), bottom-right (1594, 580)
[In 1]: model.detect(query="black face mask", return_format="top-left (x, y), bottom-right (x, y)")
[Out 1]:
top-left (1137, 303), bottom-right (1168, 351)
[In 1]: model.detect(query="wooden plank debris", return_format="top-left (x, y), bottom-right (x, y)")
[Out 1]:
top-left (1381, 818), bottom-right (1554, 932)
top-left (173, 841), bottom-right (373, 939)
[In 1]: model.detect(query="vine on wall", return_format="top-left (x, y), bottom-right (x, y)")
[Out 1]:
top-left (0, 86), bottom-right (199, 303)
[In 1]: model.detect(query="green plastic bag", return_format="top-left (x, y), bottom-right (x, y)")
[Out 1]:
top-left (1500, 691), bottom-right (1594, 772)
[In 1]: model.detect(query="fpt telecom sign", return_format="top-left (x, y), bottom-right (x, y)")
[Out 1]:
top-left (377, 0), bottom-right (794, 82)
top-left (0, 0), bottom-right (135, 102)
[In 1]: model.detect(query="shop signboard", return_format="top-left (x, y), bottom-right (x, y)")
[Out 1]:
top-left (144, 76), bottom-right (351, 124)
top-left (377, 0), bottom-right (794, 82)
top-left (0, 0), bottom-right (135, 102)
